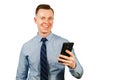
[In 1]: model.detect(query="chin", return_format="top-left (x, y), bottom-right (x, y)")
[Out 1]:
top-left (41, 30), bottom-right (51, 34)
top-left (42, 31), bottom-right (49, 34)
top-left (42, 32), bottom-right (47, 34)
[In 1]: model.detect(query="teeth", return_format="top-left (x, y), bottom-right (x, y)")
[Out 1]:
top-left (43, 24), bottom-right (48, 27)
top-left (44, 26), bottom-right (48, 28)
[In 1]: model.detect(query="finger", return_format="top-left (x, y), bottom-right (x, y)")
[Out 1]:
top-left (58, 57), bottom-right (76, 68)
top-left (57, 57), bottom-right (69, 63)
top-left (59, 54), bottom-right (70, 60)
top-left (59, 54), bottom-right (75, 64)
top-left (65, 50), bottom-right (74, 57)
top-left (61, 62), bottom-right (69, 66)
top-left (58, 56), bottom-right (74, 65)
top-left (61, 59), bottom-right (76, 69)
top-left (59, 60), bottom-right (75, 68)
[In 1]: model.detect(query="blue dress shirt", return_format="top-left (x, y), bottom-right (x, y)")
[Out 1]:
top-left (16, 33), bottom-right (83, 80)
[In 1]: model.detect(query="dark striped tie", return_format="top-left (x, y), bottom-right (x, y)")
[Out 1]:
top-left (40, 38), bottom-right (48, 80)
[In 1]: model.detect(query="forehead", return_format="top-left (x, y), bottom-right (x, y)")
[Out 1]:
top-left (37, 9), bottom-right (54, 17)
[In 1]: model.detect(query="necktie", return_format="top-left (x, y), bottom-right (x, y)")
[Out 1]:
top-left (40, 38), bottom-right (48, 80)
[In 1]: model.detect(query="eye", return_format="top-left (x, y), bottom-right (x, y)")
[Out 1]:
top-left (48, 17), bottom-right (53, 21)
top-left (40, 17), bottom-right (45, 20)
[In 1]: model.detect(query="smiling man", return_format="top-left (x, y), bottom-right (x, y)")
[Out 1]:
top-left (16, 4), bottom-right (83, 80)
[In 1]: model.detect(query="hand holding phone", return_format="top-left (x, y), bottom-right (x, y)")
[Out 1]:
top-left (60, 42), bottom-right (74, 57)
top-left (58, 42), bottom-right (75, 66)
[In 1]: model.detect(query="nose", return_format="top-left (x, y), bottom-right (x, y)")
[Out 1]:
top-left (44, 19), bottom-right (49, 24)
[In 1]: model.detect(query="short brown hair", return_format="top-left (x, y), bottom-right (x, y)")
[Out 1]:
top-left (35, 4), bottom-right (54, 15)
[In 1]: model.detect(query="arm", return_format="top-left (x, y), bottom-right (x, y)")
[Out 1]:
top-left (16, 46), bottom-right (29, 80)
top-left (58, 50), bottom-right (83, 79)
top-left (69, 56), bottom-right (83, 79)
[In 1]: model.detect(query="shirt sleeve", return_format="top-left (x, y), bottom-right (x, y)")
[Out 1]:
top-left (16, 45), bottom-right (29, 80)
top-left (69, 49), bottom-right (83, 79)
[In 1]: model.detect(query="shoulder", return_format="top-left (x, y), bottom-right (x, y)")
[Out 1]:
top-left (52, 33), bottom-right (68, 42)
top-left (49, 33), bottom-right (70, 48)
top-left (22, 35), bottom-right (38, 49)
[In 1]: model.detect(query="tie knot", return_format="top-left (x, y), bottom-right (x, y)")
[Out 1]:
top-left (41, 38), bottom-right (47, 42)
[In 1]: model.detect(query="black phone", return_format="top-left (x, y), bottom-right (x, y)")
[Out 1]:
top-left (60, 42), bottom-right (74, 57)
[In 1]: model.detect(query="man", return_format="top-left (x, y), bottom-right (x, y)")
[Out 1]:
top-left (16, 4), bottom-right (83, 80)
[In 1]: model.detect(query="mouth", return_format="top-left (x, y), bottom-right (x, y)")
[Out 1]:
top-left (42, 27), bottom-right (49, 30)
top-left (43, 23), bottom-right (49, 28)
top-left (41, 26), bottom-right (49, 33)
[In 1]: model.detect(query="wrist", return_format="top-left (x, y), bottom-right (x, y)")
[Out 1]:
top-left (69, 63), bottom-right (76, 69)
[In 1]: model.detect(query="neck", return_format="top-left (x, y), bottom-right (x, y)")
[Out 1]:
top-left (38, 32), bottom-right (51, 38)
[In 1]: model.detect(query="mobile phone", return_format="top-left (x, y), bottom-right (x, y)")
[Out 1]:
top-left (60, 42), bottom-right (74, 57)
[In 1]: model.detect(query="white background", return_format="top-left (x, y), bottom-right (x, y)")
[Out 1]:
top-left (0, 0), bottom-right (120, 80)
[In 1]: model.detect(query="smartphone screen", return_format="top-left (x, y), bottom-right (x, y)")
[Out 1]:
top-left (60, 42), bottom-right (74, 57)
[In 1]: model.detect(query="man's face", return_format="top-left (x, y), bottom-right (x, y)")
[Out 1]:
top-left (34, 9), bottom-right (54, 35)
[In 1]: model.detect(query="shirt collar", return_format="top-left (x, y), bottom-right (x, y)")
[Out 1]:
top-left (36, 32), bottom-right (53, 42)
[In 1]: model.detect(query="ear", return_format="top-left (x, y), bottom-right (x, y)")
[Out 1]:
top-left (34, 17), bottom-right (37, 23)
